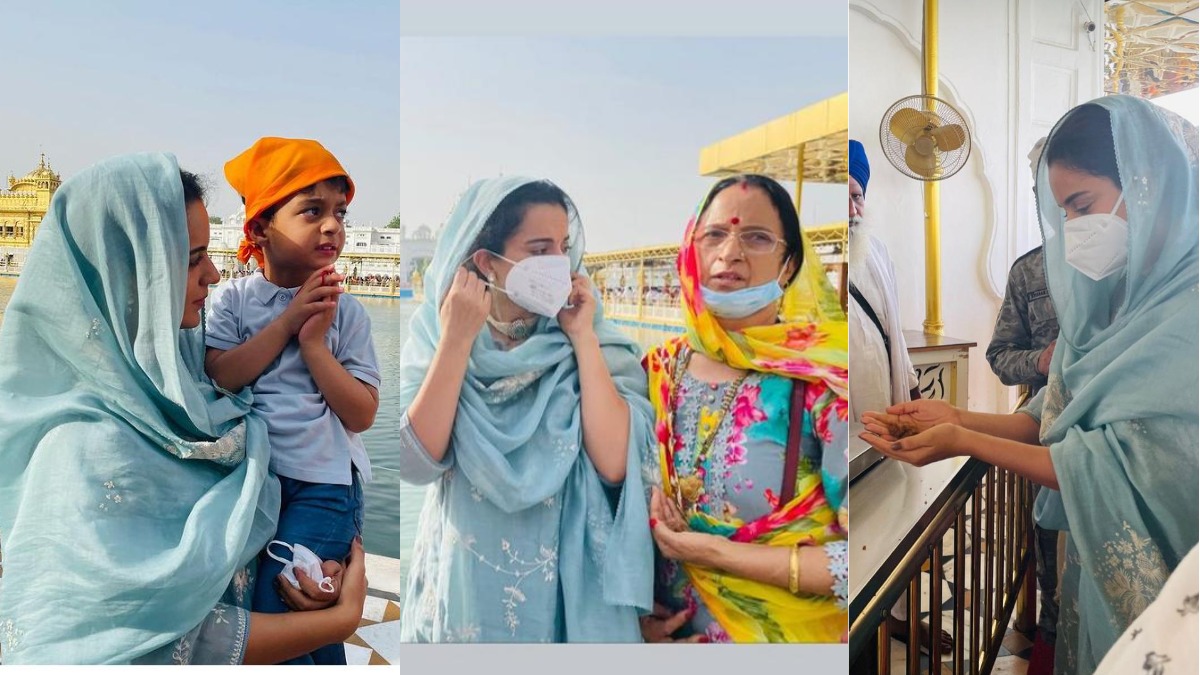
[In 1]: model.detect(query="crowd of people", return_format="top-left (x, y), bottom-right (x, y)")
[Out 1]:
top-left (218, 268), bottom-right (404, 289)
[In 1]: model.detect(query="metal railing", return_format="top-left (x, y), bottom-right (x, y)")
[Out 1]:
top-left (850, 393), bottom-right (1036, 674)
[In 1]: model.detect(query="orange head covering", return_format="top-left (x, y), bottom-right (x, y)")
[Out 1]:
top-left (225, 137), bottom-right (355, 265)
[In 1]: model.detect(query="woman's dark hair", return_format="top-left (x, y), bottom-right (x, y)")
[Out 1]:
top-left (464, 181), bottom-right (576, 276)
top-left (1045, 104), bottom-right (1122, 188)
top-left (697, 174), bottom-right (803, 284)
top-left (180, 169), bottom-right (206, 206)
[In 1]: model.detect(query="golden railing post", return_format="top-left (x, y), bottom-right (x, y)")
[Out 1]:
top-left (1014, 475), bottom-right (1038, 632)
top-left (908, 572), bottom-right (922, 674)
top-left (984, 467), bottom-right (996, 665)
top-left (877, 621), bottom-right (892, 675)
top-left (931, 541), bottom-right (945, 668)
top-left (954, 511), bottom-right (967, 675)
top-left (970, 483), bottom-right (982, 675)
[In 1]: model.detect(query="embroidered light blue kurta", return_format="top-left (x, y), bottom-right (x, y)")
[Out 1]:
top-left (1022, 96), bottom-right (1198, 675)
top-left (397, 177), bottom-right (657, 642)
top-left (0, 154), bottom-right (278, 664)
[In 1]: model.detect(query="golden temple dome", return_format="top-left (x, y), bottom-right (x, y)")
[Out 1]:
top-left (7, 154), bottom-right (62, 191)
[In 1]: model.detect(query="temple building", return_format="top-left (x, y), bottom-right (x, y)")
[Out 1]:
top-left (0, 155), bottom-right (61, 273)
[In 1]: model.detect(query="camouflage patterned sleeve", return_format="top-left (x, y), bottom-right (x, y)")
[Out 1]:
top-left (986, 261), bottom-right (1046, 388)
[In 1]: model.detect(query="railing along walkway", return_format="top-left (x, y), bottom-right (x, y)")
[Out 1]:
top-left (850, 392), bottom-right (1037, 674)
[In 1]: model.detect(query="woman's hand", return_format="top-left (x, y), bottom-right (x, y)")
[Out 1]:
top-left (649, 486), bottom-right (722, 564)
top-left (332, 538), bottom-right (369, 636)
top-left (439, 267), bottom-right (491, 347)
top-left (243, 539), bottom-right (369, 663)
top-left (639, 603), bottom-right (707, 643)
top-left (557, 273), bottom-right (597, 343)
top-left (858, 422), bottom-right (963, 467)
top-left (861, 399), bottom-right (963, 440)
top-left (276, 560), bottom-right (344, 612)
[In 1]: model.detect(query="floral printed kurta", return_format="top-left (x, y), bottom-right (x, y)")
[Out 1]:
top-left (656, 368), bottom-right (849, 642)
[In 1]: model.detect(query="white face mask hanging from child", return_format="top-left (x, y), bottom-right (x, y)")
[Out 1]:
top-left (266, 540), bottom-right (337, 594)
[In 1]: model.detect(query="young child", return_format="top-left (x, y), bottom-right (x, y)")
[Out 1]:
top-left (205, 137), bottom-right (380, 665)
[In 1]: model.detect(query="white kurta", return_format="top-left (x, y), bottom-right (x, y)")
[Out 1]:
top-left (848, 230), bottom-right (924, 621)
top-left (848, 233), bottom-right (918, 447)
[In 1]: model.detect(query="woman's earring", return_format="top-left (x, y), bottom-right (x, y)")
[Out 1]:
top-left (487, 273), bottom-right (496, 283)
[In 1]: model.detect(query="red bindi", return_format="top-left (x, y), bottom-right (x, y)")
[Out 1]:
top-left (730, 216), bottom-right (740, 225)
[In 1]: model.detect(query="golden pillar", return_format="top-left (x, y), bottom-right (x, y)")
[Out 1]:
top-left (922, 0), bottom-right (945, 335)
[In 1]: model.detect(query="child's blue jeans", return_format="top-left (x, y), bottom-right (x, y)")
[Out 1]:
top-left (253, 472), bottom-right (364, 665)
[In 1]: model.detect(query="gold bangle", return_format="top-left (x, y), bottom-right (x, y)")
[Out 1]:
top-left (789, 544), bottom-right (802, 594)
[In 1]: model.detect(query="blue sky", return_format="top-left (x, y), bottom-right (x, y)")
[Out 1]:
top-left (0, 3), bottom-right (851, 248)
top-left (1, 1), bottom-right (400, 227)
top-left (399, 37), bottom-right (849, 252)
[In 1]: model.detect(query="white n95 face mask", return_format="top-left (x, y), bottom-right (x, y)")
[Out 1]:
top-left (484, 252), bottom-right (573, 318)
top-left (266, 540), bottom-right (336, 594)
top-left (1063, 191), bottom-right (1128, 281)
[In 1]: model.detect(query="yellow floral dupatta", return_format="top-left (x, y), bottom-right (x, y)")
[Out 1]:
top-left (645, 188), bottom-right (848, 642)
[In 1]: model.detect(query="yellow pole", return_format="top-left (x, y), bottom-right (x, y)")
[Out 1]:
top-left (794, 143), bottom-right (805, 218)
top-left (636, 258), bottom-right (646, 321)
top-left (1112, 7), bottom-right (1126, 93)
top-left (922, 0), bottom-right (944, 335)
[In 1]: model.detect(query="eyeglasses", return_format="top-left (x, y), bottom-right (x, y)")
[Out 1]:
top-left (694, 226), bottom-right (784, 255)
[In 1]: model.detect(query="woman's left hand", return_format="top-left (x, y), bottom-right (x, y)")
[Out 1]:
top-left (276, 559), bottom-right (344, 611)
top-left (857, 422), bottom-right (964, 467)
top-left (558, 273), bottom-right (597, 342)
top-left (649, 486), bottom-right (722, 564)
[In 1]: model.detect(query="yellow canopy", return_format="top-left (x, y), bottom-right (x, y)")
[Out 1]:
top-left (698, 92), bottom-right (848, 185)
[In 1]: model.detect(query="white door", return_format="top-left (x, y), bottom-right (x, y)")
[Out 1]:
top-left (1014, 0), bottom-right (1105, 254)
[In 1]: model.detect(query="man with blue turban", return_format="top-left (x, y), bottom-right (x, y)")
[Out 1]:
top-left (847, 139), bottom-right (947, 649)
top-left (848, 139), bottom-right (919, 477)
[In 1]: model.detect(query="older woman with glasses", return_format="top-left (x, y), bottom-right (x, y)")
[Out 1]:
top-left (639, 174), bottom-right (849, 643)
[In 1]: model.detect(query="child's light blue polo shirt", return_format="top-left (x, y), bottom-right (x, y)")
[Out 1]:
top-left (205, 272), bottom-right (380, 485)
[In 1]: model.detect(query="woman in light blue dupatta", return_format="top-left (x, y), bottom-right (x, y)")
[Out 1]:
top-left (860, 95), bottom-right (1197, 674)
top-left (398, 177), bottom-right (656, 642)
top-left (0, 153), bottom-right (367, 664)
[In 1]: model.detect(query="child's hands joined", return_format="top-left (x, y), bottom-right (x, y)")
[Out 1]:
top-left (281, 266), bottom-right (342, 341)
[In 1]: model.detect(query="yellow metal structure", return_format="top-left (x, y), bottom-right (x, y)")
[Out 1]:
top-left (582, 222), bottom-right (847, 267)
top-left (0, 155), bottom-right (61, 250)
top-left (698, 92), bottom-right (849, 196)
top-left (584, 221), bottom-right (848, 329)
top-left (591, 93), bottom-right (850, 347)
top-left (922, 0), bottom-right (944, 336)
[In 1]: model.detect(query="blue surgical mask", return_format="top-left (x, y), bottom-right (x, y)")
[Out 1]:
top-left (701, 276), bottom-right (785, 319)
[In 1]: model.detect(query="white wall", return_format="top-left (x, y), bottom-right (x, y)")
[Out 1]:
top-left (850, 0), bottom-right (1102, 413)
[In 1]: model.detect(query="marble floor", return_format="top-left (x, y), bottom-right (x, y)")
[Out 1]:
top-left (881, 532), bottom-right (1046, 675)
top-left (345, 553), bottom-right (404, 666)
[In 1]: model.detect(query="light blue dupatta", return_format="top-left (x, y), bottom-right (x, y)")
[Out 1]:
top-left (0, 153), bottom-right (279, 663)
top-left (398, 176), bottom-right (655, 641)
top-left (1030, 96), bottom-right (1198, 674)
